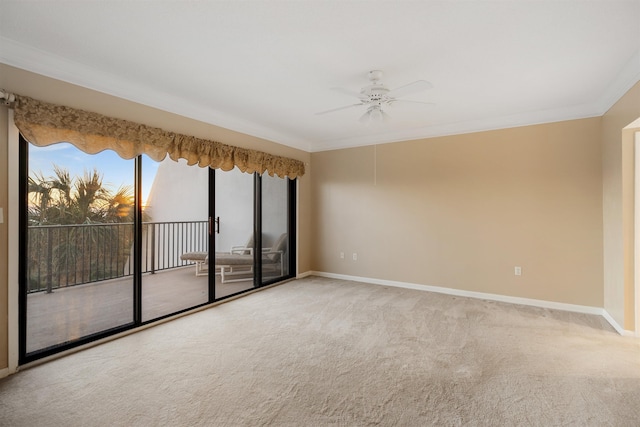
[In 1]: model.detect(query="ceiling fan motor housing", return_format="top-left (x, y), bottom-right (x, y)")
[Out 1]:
top-left (315, 69), bottom-right (432, 117)
top-left (360, 70), bottom-right (392, 106)
top-left (361, 84), bottom-right (390, 106)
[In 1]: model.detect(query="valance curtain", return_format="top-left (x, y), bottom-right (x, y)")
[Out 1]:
top-left (11, 94), bottom-right (305, 178)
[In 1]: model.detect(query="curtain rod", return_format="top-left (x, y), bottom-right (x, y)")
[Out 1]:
top-left (1, 89), bottom-right (16, 105)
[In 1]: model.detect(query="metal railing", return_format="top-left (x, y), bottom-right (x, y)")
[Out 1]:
top-left (27, 220), bottom-right (208, 293)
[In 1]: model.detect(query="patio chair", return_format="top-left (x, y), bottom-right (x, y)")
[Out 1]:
top-left (180, 234), bottom-right (254, 277)
top-left (181, 233), bottom-right (287, 282)
top-left (216, 232), bottom-right (287, 283)
top-left (179, 251), bottom-right (209, 276)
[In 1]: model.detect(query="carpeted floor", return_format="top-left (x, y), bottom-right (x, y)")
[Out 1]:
top-left (1, 276), bottom-right (639, 426)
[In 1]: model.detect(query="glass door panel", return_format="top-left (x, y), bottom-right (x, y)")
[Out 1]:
top-left (141, 157), bottom-right (209, 322)
top-left (261, 174), bottom-right (289, 284)
top-left (25, 142), bottom-right (135, 353)
top-left (22, 137), bottom-right (295, 361)
top-left (214, 168), bottom-right (255, 298)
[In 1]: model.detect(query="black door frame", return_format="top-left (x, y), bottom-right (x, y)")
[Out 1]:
top-left (18, 136), bottom-right (297, 365)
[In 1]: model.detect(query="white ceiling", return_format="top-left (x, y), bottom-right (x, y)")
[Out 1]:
top-left (1, 1), bottom-right (639, 152)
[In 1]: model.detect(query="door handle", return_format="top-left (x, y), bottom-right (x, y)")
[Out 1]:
top-left (208, 217), bottom-right (220, 235)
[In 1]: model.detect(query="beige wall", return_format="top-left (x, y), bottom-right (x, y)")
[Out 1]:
top-left (0, 64), bottom-right (312, 371)
top-left (602, 81), bottom-right (640, 330)
top-left (1, 61), bottom-right (637, 372)
top-left (311, 118), bottom-right (604, 307)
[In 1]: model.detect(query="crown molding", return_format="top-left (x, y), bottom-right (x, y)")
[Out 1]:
top-left (2, 36), bottom-right (638, 154)
top-left (0, 37), bottom-right (313, 152)
top-left (311, 104), bottom-right (603, 152)
top-left (595, 49), bottom-right (640, 116)
top-left (310, 48), bottom-right (640, 152)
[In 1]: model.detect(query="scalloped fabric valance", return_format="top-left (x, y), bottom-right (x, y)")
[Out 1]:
top-left (11, 95), bottom-right (305, 178)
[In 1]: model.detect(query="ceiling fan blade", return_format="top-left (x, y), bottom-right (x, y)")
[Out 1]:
top-left (387, 80), bottom-right (433, 99)
top-left (331, 87), bottom-right (366, 100)
top-left (389, 100), bottom-right (435, 106)
top-left (315, 103), bottom-right (362, 115)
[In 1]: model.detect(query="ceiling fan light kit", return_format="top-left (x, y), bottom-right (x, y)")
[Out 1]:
top-left (360, 105), bottom-right (390, 124)
top-left (317, 70), bottom-right (433, 123)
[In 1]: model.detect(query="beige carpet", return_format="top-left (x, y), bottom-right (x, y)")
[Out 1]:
top-left (1, 276), bottom-right (639, 426)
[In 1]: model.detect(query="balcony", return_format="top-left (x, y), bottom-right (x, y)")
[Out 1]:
top-left (26, 221), bottom-right (253, 353)
top-left (27, 221), bottom-right (210, 293)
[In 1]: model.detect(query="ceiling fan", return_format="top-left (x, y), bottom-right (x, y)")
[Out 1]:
top-left (316, 70), bottom-right (433, 123)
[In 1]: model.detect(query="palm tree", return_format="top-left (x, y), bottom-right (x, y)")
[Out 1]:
top-left (50, 165), bottom-right (73, 223)
top-left (74, 168), bottom-right (109, 224)
top-left (106, 184), bottom-right (135, 222)
top-left (29, 167), bottom-right (135, 225)
top-left (28, 166), bottom-right (138, 290)
top-left (28, 171), bottom-right (53, 225)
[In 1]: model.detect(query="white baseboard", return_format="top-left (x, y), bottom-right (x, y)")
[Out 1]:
top-left (0, 367), bottom-right (8, 380)
top-left (602, 310), bottom-right (636, 336)
top-left (296, 270), bottom-right (313, 279)
top-left (310, 271), bottom-right (636, 335)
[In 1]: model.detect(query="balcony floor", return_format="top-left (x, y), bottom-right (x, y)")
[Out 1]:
top-left (26, 266), bottom-right (254, 353)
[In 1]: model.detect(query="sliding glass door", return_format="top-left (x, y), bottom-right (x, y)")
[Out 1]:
top-left (214, 167), bottom-right (256, 298)
top-left (20, 135), bottom-right (296, 363)
top-left (261, 173), bottom-right (291, 285)
top-left (22, 140), bottom-right (136, 355)
top-left (141, 157), bottom-right (210, 322)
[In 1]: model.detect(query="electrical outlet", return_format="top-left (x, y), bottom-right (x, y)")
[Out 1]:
top-left (340, 252), bottom-right (344, 259)
top-left (514, 266), bottom-right (522, 276)
top-left (352, 253), bottom-right (358, 261)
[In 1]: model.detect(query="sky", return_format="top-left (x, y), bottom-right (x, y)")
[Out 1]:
top-left (28, 142), bottom-right (160, 204)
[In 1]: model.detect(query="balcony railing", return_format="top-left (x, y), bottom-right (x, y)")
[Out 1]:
top-left (27, 221), bottom-right (208, 293)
